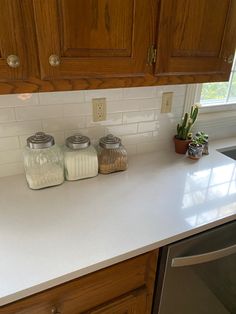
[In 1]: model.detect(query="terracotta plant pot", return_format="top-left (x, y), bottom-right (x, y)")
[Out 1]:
top-left (174, 136), bottom-right (191, 154)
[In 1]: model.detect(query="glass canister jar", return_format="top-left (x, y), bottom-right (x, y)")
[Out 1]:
top-left (64, 134), bottom-right (98, 181)
top-left (97, 134), bottom-right (128, 174)
top-left (23, 132), bottom-right (64, 189)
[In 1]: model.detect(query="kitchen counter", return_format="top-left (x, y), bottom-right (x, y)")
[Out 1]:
top-left (1, 137), bottom-right (236, 306)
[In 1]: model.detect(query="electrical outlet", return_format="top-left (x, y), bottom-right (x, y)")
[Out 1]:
top-left (92, 98), bottom-right (107, 122)
top-left (161, 92), bottom-right (173, 113)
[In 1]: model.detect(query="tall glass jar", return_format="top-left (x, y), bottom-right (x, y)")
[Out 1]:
top-left (64, 134), bottom-right (98, 181)
top-left (23, 132), bottom-right (64, 189)
top-left (97, 134), bottom-right (128, 174)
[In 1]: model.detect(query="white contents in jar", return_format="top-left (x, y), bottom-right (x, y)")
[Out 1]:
top-left (64, 146), bottom-right (98, 181)
top-left (26, 163), bottom-right (64, 189)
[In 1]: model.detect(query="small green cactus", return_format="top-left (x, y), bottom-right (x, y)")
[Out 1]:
top-left (176, 105), bottom-right (199, 140)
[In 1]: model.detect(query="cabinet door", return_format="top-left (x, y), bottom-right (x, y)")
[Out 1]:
top-left (33, 0), bottom-right (153, 80)
top-left (84, 288), bottom-right (147, 314)
top-left (1, 251), bottom-right (158, 314)
top-left (0, 0), bottom-right (27, 81)
top-left (155, 0), bottom-right (236, 80)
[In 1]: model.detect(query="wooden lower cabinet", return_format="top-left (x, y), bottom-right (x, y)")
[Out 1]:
top-left (84, 287), bottom-right (147, 314)
top-left (0, 250), bottom-right (158, 314)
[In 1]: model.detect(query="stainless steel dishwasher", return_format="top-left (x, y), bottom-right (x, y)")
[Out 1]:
top-left (153, 220), bottom-right (236, 314)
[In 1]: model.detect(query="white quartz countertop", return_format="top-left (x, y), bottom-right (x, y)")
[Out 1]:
top-left (1, 138), bottom-right (236, 306)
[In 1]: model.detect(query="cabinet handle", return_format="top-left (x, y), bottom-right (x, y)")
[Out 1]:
top-left (224, 54), bottom-right (234, 64)
top-left (7, 55), bottom-right (20, 68)
top-left (171, 243), bottom-right (236, 267)
top-left (49, 54), bottom-right (60, 67)
top-left (51, 306), bottom-right (61, 314)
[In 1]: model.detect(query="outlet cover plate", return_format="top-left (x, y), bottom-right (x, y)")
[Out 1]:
top-left (92, 98), bottom-right (107, 122)
top-left (161, 92), bottom-right (173, 113)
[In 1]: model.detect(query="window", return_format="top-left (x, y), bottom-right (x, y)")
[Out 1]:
top-left (199, 53), bottom-right (236, 108)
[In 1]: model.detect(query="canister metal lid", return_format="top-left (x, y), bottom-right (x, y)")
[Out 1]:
top-left (27, 132), bottom-right (55, 149)
top-left (99, 134), bottom-right (121, 149)
top-left (66, 134), bottom-right (90, 149)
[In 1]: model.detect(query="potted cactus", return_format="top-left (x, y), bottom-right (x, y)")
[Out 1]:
top-left (174, 105), bottom-right (199, 154)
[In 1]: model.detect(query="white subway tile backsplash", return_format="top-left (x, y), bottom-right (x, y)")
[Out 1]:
top-left (123, 110), bottom-right (155, 124)
top-left (0, 84), bottom-right (188, 177)
top-left (123, 87), bottom-right (157, 99)
top-left (85, 88), bottom-right (123, 101)
top-left (63, 102), bottom-right (92, 116)
top-left (87, 113), bottom-right (123, 127)
top-left (49, 131), bottom-right (65, 145)
top-left (106, 124), bottom-right (138, 136)
top-left (0, 149), bottom-right (23, 164)
top-left (42, 118), bottom-right (66, 132)
top-left (15, 105), bottom-right (63, 121)
top-left (107, 100), bottom-right (139, 113)
top-left (124, 98), bottom-right (160, 112)
top-left (39, 91), bottom-right (84, 105)
top-left (63, 116), bottom-right (87, 130)
top-left (125, 144), bottom-right (137, 155)
top-left (0, 93), bottom-right (39, 108)
top-left (0, 137), bottom-right (19, 151)
top-left (122, 132), bottom-right (154, 145)
top-left (42, 116), bottom-right (87, 132)
top-left (140, 98), bottom-right (161, 111)
top-left (0, 108), bottom-right (15, 122)
top-left (0, 121), bottom-right (42, 137)
top-left (86, 127), bottom-right (106, 142)
top-left (0, 162), bottom-right (24, 177)
top-left (138, 121), bottom-right (159, 133)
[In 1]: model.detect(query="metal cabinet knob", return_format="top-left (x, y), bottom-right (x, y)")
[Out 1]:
top-left (51, 306), bottom-right (60, 314)
top-left (7, 55), bottom-right (20, 68)
top-left (49, 54), bottom-right (60, 67)
top-left (224, 54), bottom-right (234, 64)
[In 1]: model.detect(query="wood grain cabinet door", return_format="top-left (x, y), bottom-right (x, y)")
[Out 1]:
top-left (84, 288), bottom-right (147, 314)
top-left (155, 0), bottom-right (236, 81)
top-left (33, 0), bottom-right (154, 80)
top-left (0, 0), bottom-right (28, 81)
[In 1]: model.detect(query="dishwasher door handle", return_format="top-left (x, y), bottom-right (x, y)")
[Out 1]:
top-left (171, 243), bottom-right (236, 267)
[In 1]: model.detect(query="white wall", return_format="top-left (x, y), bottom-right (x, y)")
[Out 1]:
top-left (0, 85), bottom-right (187, 177)
top-left (195, 111), bottom-right (236, 140)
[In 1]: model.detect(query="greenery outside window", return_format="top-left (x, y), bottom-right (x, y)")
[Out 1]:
top-left (195, 53), bottom-right (236, 112)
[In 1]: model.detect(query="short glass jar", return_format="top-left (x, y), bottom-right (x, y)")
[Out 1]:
top-left (23, 132), bottom-right (64, 189)
top-left (97, 134), bottom-right (128, 174)
top-left (64, 134), bottom-right (98, 181)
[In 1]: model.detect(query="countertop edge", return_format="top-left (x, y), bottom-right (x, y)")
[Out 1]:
top-left (1, 213), bottom-right (235, 307)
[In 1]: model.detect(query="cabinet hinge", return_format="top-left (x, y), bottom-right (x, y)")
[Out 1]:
top-left (147, 45), bottom-right (157, 65)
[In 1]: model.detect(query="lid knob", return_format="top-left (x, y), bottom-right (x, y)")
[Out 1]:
top-left (99, 134), bottom-right (121, 149)
top-left (27, 132), bottom-right (55, 149)
top-left (66, 134), bottom-right (90, 150)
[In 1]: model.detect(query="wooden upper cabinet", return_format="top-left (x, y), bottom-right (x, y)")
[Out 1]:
top-left (155, 0), bottom-right (236, 80)
top-left (0, 0), bottom-right (236, 93)
top-left (33, 0), bottom-right (154, 80)
top-left (0, 0), bottom-right (27, 81)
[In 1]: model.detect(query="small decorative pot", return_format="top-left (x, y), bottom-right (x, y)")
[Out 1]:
top-left (174, 136), bottom-right (191, 154)
top-left (195, 132), bottom-right (209, 155)
top-left (202, 141), bottom-right (209, 155)
top-left (188, 143), bottom-right (204, 160)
